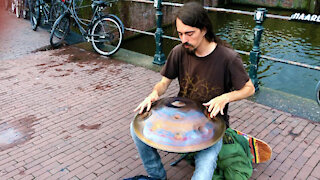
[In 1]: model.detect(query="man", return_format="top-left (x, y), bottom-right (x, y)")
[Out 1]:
top-left (130, 2), bottom-right (255, 180)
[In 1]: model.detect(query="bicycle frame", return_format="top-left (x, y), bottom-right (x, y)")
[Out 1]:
top-left (39, 0), bottom-right (51, 23)
top-left (61, 0), bottom-right (122, 41)
top-left (40, 0), bottom-right (62, 24)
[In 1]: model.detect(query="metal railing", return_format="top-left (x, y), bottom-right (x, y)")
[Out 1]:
top-left (124, 27), bottom-right (320, 72)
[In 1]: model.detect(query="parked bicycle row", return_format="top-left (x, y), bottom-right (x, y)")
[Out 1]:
top-left (2, 0), bottom-right (28, 18)
top-left (1, 0), bottom-right (124, 56)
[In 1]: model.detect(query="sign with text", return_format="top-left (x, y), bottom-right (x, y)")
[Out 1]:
top-left (290, 13), bottom-right (320, 23)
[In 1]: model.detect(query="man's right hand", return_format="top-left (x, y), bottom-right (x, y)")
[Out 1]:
top-left (134, 76), bottom-right (172, 114)
top-left (134, 91), bottom-right (159, 114)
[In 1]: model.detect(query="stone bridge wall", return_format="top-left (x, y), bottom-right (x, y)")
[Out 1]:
top-left (229, 0), bottom-right (319, 13)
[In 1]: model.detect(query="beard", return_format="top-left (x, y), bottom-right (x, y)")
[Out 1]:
top-left (182, 42), bottom-right (197, 55)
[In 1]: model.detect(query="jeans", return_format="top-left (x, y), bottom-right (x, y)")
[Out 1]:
top-left (130, 122), bottom-right (223, 180)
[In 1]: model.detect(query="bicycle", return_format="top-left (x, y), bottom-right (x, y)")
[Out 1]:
top-left (11, 0), bottom-right (21, 17)
top-left (49, 0), bottom-right (124, 56)
top-left (13, 0), bottom-right (28, 18)
top-left (28, 0), bottom-right (64, 31)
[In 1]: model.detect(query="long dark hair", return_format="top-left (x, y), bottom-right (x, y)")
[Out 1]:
top-left (175, 2), bottom-right (231, 47)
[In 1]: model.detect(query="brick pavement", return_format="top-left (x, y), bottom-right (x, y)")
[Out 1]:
top-left (1, 8), bottom-right (320, 180)
top-left (0, 45), bottom-right (319, 180)
top-left (0, 8), bottom-right (51, 61)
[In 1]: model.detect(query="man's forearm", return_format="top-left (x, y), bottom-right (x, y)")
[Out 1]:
top-left (151, 82), bottom-right (169, 97)
top-left (149, 77), bottom-right (172, 98)
top-left (224, 80), bottom-right (255, 103)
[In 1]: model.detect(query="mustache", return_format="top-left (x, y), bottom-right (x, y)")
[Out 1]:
top-left (183, 42), bottom-right (194, 47)
top-left (182, 42), bottom-right (196, 55)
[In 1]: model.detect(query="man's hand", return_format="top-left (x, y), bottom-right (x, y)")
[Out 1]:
top-left (134, 77), bottom-right (172, 114)
top-left (203, 80), bottom-right (255, 118)
top-left (134, 91), bottom-right (159, 114)
top-left (203, 94), bottom-right (230, 118)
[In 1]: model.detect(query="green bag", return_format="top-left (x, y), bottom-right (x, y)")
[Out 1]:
top-left (213, 128), bottom-right (253, 180)
top-left (183, 128), bottom-right (253, 180)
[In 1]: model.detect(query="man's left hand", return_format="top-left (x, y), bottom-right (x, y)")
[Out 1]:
top-left (203, 94), bottom-right (230, 118)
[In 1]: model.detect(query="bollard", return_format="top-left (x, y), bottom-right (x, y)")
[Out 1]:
top-left (249, 8), bottom-right (267, 91)
top-left (152, 0), bottom-right (166, 65)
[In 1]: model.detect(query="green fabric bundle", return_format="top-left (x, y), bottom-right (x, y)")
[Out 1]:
top-left (183, 128), bottom-right (253, 180)
top-left (213, 128), bottom-right (253, 180)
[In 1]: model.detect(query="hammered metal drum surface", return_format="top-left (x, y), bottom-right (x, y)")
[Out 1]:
top-left (133, 97), bottom-right (226, 153)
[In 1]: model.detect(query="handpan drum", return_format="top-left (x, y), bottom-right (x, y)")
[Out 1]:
top-left (133, 97), bottom-right (226, 153)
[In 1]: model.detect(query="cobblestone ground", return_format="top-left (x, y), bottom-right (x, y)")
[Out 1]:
top-left (0, 8), bottom-right (51, 60)
top-left (0, 7), bottom-right (320, 180)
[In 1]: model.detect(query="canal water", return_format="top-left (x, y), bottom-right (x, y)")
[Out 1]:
top-left (121, 5), bottom-right (320, 101)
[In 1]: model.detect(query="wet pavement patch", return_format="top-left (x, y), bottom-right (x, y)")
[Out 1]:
top-left (51, 46), bottom-right (123, 66)
top-left (35, 60), bottom-right (69, 74)
top-left (289, 129), bottom-right (300, 137)
top-left (0, 75), bottom-right (16, 81)
top-left (78, 124), bottom-right (101, 130)
top-left (49, 73), bottom-right (71, 78)
top-left (34, 46), bottom-right (125, 77)
top-left (31, 45), bottom-right (57, 53)
top-left (95, 84), bottom-right (112, 91)
top-left (64, 135), bottom-right (72, 140)
top-left (0, 92), bottom-right (7, 96)
top-left (0, 115), bottom-right (38, 152)
top-left (0, 68), bottom-right (8, 71)
top-left (52, 106), bottom-right (70, 114)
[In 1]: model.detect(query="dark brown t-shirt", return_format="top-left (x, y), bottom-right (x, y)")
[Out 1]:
top-left (160, 44), bottom-right (249, 126)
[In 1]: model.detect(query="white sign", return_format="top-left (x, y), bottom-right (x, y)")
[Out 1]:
top-left (290, 13), bottom-right (320, 23)
top-left (154, 0), bottom-right (158, 8)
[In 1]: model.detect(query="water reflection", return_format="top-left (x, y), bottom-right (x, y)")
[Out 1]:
top-left (0, 128), bottom-right (22, 144)
top-left (0, 116), bottom-right (37, 151)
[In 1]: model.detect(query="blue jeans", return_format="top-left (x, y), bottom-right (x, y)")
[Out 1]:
top-left (130, 122), bottom-right (223, 180)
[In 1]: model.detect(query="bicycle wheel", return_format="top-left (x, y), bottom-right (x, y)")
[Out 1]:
top-left (28, 0), bottom-right (40, 30)
top-left (50, 13), bottom-right (70, 48)
top-left (22, 8), bottom-right (27, 19)
top-left (22, 0), bottom-right (28, 19)
top-left (49, 1), bottom-right (64, 26)
top-left (91, 16), bottom-right (123, 56)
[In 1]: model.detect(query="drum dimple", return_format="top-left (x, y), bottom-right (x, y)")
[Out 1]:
top-left (171, 100), bottom-right (186, 107)
top-left (198, 126), bottom-right (209, 134)
top-left (173, 114), bottom-right (181, 120)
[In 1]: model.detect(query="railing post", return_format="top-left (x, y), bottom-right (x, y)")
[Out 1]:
top-left (249, 8), bottom-right (267, 91)
top-left (153, 0), bottom-right (166, 65)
